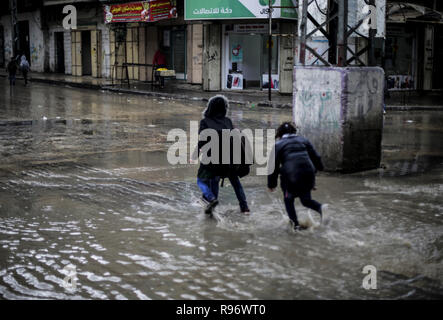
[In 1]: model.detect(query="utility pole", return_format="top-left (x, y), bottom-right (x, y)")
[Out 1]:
top-left (268, 0), bottom-right (273, 102)
top-left (337, 0), bottom-right (348, 67)
top-left (368, 0), bottom-right (376, 66)
top-left (263, 1), bottom-right (299, 102)
top-left (299, 0), bottom-right (308, 65)
top-left (9, 0), bottom-right (19, 58)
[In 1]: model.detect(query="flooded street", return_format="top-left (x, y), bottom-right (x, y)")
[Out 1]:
top-left (0, 80), bottom-right (442, 299)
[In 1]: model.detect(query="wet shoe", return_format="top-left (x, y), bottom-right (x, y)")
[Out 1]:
top-left (320, 204), bottom-right (330, 225)
top-left (200, 196), bottom-right (210, 205)
top-left (289, 220), bottom-right (307, 232)
top-left (204, 199), bottom-right (219, 215)
top-left (293, 225), bottom-right (308, 232)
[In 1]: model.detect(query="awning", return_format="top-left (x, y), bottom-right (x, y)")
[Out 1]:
top-left (104, 1), bottom-right (177, 23)
top-left (387, 2), bottom-right (443, 23)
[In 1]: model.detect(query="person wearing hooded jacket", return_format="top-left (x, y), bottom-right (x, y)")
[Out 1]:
top-left (20, 55), bottom-right (30, 85)
top-left (196, 95), bottom-right (250, 215)
top-left (268, 122), bottom-right (327, 231)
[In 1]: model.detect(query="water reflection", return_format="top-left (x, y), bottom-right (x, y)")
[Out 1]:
top-left (0, 81), bottom-right (442, 299)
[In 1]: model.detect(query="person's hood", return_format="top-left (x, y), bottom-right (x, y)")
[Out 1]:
top-left (202, 95), bottom-right (229, 119)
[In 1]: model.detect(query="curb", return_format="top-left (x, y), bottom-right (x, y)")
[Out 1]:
top-left (3, 74), bottom-right (442, 111)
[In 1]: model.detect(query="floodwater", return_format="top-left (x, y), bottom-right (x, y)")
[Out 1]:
top-left (0, 80), bottom-right (442, 299)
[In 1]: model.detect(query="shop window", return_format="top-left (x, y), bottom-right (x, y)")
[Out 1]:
top-left (227, 32), bottom-right (278, 89)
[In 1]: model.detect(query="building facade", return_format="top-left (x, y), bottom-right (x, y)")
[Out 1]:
top-left (1, 1), bottom-right (441, 93)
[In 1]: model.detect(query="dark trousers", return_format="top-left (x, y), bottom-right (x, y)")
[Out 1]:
top-left (283, 189), bottom-right (322, 226)
top-left (22, 71), bottom-right (28, 85)
top-left (9, 74), bottom-right (16, 86)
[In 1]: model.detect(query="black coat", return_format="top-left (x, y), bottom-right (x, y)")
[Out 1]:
top-left (268, 134), bottom-right (323, 195)
top-left (197, 96), bottom-right (234, 179)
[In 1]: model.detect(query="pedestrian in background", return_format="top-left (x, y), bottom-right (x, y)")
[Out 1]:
top-left (152, 47), bottom-right (167, 88)
top-left (7, 57), bottom-right (17, 86)
top-left (268, 122), bottom-right (327, 231)
top-left (20, 55), bottom-right (30, 86)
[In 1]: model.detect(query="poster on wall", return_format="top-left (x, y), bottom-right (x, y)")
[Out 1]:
top-left (262, 74), bottom-right (279, 90)
top-left (185, 0), bottom-right (298, 20)
top-left (231, 44), bottom-right (243, 62)
top-left (387, 75), bottom-right (414, 90)
top-left (104, 1), bottom-right (177, 23)
top-left (227, 73), bottom-right (243, 90)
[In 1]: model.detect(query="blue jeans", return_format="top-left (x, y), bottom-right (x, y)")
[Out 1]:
top-left (197, 175), bottom-right (248, 210)
top-left (197, 177), bottom-right (220, 202)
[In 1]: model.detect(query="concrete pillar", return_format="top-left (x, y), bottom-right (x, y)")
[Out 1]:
top-left (293, 66), bottom-right (384, 172)
top-left (145, 26), bottom-right (158, 82)
top-left (423, 25), bottom-right (434, 90)
top-left (138, 27), bottom-right (147, 81)
top-left (64, 31), bottom-right (71, 75)
top-left (279, 22), bottom-right (295, 94)
top-left (202, 24), bottom-right (221, 91)
top-left (187, 24), bottom-right (203, 85)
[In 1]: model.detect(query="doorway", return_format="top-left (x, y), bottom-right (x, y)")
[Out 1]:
top-left (55, 32), bottom-right (65, 73)
top-left (18, 20), bottom-right (30, 63)
top-left (433, 25), bottom-right (443, 89)
top-left (81, 30), bottom-right (92, 75)
top-left (0, 25), bottom-right (4, 67)
top-left (171, 30), bottom-right (186, 80)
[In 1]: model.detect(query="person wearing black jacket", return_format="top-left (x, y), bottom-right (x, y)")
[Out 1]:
top-left (196, 95), bottom-right (250, 215)
top-left (7, 57), bottom-right (17, 86)
top-left (268, 122), bottom-right (326, 231)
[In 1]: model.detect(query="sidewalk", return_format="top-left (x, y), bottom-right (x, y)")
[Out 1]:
top-left (0, 70), bottom-right (292, 108)
top-left (1, 70), bottom-right (442, 110)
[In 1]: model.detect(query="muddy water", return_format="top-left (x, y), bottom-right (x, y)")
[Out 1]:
top-left (0, 81), bottom-right (442, 299)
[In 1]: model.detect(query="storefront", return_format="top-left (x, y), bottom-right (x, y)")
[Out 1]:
top-left (385, 2), bottom-right (443, 91)
top-left (185, 0), bottom-right (298, 93)
top-left (104, 0), bottom-right (179, 81)
top-left (223, 23), bottom-right (279, 90)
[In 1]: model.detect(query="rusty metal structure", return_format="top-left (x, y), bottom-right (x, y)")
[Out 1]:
top-left (299, 0), bottom-right (378, 67)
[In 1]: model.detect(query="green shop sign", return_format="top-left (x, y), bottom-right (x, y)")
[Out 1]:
top-left (185, 0), bottom-right (298, 20)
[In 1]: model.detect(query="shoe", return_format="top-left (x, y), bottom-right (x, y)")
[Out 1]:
top-left (289, 220), bottom-right (307, 232)
top-left (293, 225), bottom-right (308, 232)
top-left (200, 196), bottom-right (210, 205)
top-left (241, 207), bottom-right (250, 215)
top-left (320, 204), bottom-right (330, 225)
top-left (204, 199), bottom-right (219, 215)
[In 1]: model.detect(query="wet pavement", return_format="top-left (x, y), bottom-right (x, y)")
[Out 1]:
top-left (0, 79), bottom-right (442, 299)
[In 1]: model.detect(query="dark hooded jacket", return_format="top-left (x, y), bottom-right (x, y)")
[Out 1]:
top-left (197, 95), bottom-right (248, 179)
top-left (268, 134), bottom-right (323, 195)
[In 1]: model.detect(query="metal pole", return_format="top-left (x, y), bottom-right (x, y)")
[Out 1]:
top-left (9, 0), bottom-right (19, 58)
top-left (368, 0), bottom-right (376, 66)
top-left (268, 1), bottom-right (272, 102)
top-left (299, 0), bottom-right (308, 65)
top-left (337, 0), bottom-right (348, 67)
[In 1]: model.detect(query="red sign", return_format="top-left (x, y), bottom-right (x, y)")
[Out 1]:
top-left (104, 1), bottom-right (177, 23)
